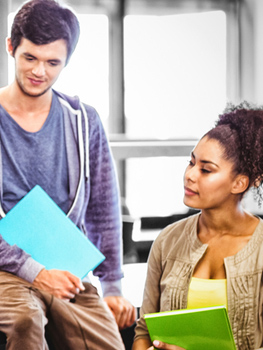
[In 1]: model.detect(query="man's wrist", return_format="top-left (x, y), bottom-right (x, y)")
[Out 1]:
top-left (17, 257), bottom-right (45, 283)
top-left (101, 279), bottom-right (122, 297)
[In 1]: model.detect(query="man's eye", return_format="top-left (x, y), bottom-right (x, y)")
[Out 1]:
top-left (49, 61), bottom-right (60, 67)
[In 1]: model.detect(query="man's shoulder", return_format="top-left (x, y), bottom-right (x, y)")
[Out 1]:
top-left (53, 90), bottom-right (97, 115)
top-left (0, 86), bottom-right (10, 110)
top-left (54, 90), bottom-right (79, 109)
top-left (53, 90), bottom-right (104, 136)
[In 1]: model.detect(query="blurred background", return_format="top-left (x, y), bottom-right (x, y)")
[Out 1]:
top-left (0, 0), bottom-right (262, 264)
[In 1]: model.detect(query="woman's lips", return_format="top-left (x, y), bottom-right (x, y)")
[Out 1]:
top-left (184, 186), bottom-right (198, 196)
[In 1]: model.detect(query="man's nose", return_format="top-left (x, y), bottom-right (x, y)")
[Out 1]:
top-left (32, 62), bottom-right (45, 77)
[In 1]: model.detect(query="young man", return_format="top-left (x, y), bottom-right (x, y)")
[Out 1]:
top-left (0, 0), bottom-right (136, 349)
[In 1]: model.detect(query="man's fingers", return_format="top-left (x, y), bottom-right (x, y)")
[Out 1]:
top-left (119, 304), bottom-right (136, 329)
top-left (67, 273), bottom-right (85, 291)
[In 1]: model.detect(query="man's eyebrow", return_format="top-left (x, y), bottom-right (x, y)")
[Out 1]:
top-left (48, 59), bottom-right (62, 63)
top-left (23, 52), bottom-right (36, 59)
top-left (191, 151), bottom-right (219, 167)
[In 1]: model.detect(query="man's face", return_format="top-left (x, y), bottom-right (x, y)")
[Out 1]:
top-left (8, 37), bottom-right (67, 98)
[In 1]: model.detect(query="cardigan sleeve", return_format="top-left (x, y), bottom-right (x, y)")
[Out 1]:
top-left (0, 234), bottom-right (45, 283)
top-left (134, 232), bottom-right (164, 342)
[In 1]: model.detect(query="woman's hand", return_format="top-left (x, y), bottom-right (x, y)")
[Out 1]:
top-left (132, 338), bottom-right (186, 350)
top-left (148, 340), bottom-right (186, 350)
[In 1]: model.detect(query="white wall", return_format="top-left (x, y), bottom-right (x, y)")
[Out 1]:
top-left (240, 0), bottom-right (263, 104)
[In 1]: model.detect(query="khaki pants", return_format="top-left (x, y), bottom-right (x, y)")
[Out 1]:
top-left (0, 272), bottom-right (125, 350)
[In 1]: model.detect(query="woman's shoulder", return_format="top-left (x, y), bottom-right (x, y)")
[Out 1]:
top-left (154, 212), bottom-right (200, 247)
top-left (149, 213), bottom-right (201, 263)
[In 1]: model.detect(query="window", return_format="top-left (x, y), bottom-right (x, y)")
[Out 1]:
top-left (124, 11), bottom-right (226, 139)
top-left (123, 11), bottom-right (227, 217)
top-left (6, 2), bottom-right (235, 220)
top-left (54, 14), bottom-right (109, 126)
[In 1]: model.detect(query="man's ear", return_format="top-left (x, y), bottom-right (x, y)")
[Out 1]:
top-left (6, 37), bottom-right (14, 57)
top-left (231, 174), bottom-right (249, 195)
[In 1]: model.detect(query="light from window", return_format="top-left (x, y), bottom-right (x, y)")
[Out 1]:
top-left (54, 14), bottom-right (109, 126)
top-left (124, 11), bottom-right (226, 139)
top-left (124, 11), bottom-right (227, 217)
top-left (126, 157), bottom-right (190, 217)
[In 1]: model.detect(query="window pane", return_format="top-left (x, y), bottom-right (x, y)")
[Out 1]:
top-left (124, 11), bottom-right (226, 139)
top-left (54, 14), bottom-right (109, 126)
top-left (124, 11), bottom-right (227, 218)
top-left (126, 157), bottom-right (189, 218)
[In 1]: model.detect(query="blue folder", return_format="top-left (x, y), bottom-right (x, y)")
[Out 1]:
top-left (0, 185), bottom-right (105, 279)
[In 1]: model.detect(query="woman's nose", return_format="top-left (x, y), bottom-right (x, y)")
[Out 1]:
top-left (184, 165), bottom-right (197, 182)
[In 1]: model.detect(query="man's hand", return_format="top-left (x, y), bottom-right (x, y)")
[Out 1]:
top-left (33, 269), bottom-right (85, 301)
top-left (103, 296), bottom-right (136, 330)
top-left (148, 341), bottom-right (186, 350)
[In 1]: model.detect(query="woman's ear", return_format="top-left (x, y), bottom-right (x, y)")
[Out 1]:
top-left (231, 174), bottom-right (249, 194)
top-left (6, 37), bottom-right (14, 57)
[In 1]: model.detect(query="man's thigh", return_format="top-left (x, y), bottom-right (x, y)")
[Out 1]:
top-left (0, 273), bottom-right (125, 349)
top-left (0, 271), bottom-right (49, 327)
top-left (0, 271), bottom-right (49, 349)
top-left (46, 283), bottom-right (125, 350)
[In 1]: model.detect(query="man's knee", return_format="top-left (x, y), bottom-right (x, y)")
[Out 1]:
top-left (5, 309), bottom-right (48, 350)
top-left (6, 303), bottom-right (47, 342)
top-left (13, 312), bottom-right (43, 333)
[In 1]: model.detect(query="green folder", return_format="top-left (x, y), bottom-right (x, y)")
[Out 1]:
top-left (145, 305), bottom-right (236, 350)
top-left (0, 185), bottom-right (105, 279)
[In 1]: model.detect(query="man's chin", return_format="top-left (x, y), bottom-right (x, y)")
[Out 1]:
top-left (22, 88), bottom-right (51, 98)
top-left (16, 80), bottom-right (51, 98)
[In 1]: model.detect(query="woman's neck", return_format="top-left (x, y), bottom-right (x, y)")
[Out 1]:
top-left (198, 205), bottom-right (259, 238)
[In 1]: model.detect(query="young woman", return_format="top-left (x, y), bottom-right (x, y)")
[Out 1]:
top-left (132, 103), bottom-right (263, 350)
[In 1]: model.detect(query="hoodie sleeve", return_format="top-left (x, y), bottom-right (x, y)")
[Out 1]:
top-left (0, 234), bottom-right (45, 282)
top-left (83, 105), bottom-right (124, 290)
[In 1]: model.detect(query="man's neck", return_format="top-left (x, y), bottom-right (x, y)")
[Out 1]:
top-left (1, 82), bottom-right (52, 110)
top-left (0, 83), bottom-right (53, 132)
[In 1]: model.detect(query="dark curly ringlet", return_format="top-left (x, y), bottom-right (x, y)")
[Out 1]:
top-left (10, 0), bottom-right (80, 65)
top-left (203, 101), bottom-right (263, 206)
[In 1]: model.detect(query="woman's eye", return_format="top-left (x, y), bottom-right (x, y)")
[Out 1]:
top-left (201, 169), bottom-right (211, 174)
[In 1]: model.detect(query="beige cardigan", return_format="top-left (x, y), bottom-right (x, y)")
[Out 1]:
top-left (134, 214), bottom-right (263, 350)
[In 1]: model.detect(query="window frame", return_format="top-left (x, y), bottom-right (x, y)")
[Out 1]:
top-left (108, 0), bottom-right (240, 195)
top-left (2, 0), bottom-right (240, 196)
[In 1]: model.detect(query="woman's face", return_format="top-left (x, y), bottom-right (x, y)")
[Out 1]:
top-left (183, 136), bottom-right (238, 210)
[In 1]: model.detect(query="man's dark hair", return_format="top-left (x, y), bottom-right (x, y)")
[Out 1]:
top-left (11, 0), bottom-right (80, 64)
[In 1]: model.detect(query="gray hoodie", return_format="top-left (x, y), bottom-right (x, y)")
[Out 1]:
top-left (0, 90), bottom-right (123, 296)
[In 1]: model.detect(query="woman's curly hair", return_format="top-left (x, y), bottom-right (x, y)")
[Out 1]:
top-left (204, 101), bottom-right (263, 205)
